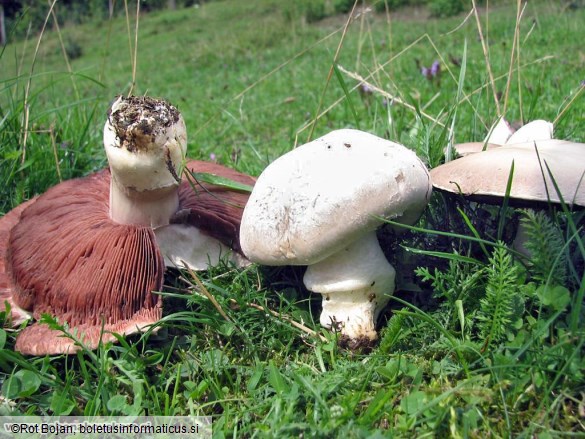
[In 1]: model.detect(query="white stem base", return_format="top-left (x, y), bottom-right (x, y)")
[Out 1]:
top-left (109, 178), bottom-right (179, 228)
top-left (303, 231), bottom-right (395, 341)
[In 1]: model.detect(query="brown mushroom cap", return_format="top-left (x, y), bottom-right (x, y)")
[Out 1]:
top-left (7, 170), bottom-right (164, 355)
top-left (431, 139), bottom-right (585, 207)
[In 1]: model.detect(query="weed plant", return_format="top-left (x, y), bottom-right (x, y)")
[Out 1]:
top-left (0, 0), bottom-right (584, 436)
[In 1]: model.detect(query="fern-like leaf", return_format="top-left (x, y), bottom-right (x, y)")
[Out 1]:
top-left (518, 209), bottom-right (567, 286)
top-left (378, 312), bottom-right (406, 354)
top-left (416, 259), bottom-right (484, 336)
top-left (477, 244), bottom-right (523, 350)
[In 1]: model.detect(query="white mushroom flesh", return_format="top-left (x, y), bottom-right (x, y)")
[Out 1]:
top-left (155, 224), bottom-right (250, 270)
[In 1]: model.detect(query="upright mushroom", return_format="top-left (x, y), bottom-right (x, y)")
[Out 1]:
top-left (452, 119), bottom-right (553, 157)
top-left (431, 138), bottom-right (585, 254)
top-left (432, 139), bottom-right (584, 207)
top-left (239, 129), bottom-right (432, 344)
top-left (0, 95), bottom-right (254, 355)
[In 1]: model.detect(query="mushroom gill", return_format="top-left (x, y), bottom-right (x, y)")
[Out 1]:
top-left (174, 160), bottom-right (256, 253)
top-left (0, 95), bottom-right (256, 355)
top-left (7, 170), bottom-right (164, 355)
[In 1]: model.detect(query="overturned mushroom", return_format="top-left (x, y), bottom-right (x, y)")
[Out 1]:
top-left (0, 96), bottom-right (254, 355)
top-left (240, 129), bottom-right (432, 344)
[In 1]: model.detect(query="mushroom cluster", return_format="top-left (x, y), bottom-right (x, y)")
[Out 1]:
top-left (434, 139), bottom-right (584, 207)
top-left (0, 96), bottom-right (254, 355)
top-left (240, 129), bottom-right (432, 344)
top-left (432, 120), bottom-right (584, 256)
top-left (451, 118), bottom-right (554, 157)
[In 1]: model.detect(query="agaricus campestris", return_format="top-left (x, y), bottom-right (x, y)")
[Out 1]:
top-left (431, 138), bottom-right (585, 254)
top-left (432, 140), bottom-right (582, 206)
top-left (452, 119), bottom-right (554, 157)
top-left (239, 129), bottom-right (432, 344)
top-left (0, 96), bottom-right (254, 355)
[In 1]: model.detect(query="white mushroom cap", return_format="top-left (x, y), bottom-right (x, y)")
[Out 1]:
top-left (431, 139), bottom-right (585, 207)
top-left (451, 119), bottom-right (554, 158)
top-left (505, 119), bottom-right (553, 145)
top-left (485, 117), bottom-right (514, 145)
top-left (240, 129), bottom-right (432, 266)
top-left (104, 96), bottom-right (187, 193)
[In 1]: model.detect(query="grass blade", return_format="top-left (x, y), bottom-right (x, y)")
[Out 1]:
top-left (401, 246), bottom-right (483, 265)
top-left (496, 160), bottom-right (514, 241)
top-left (185, 169), bottom-right (253, 193)
top-left (333, 63), bottom-right (360, 129)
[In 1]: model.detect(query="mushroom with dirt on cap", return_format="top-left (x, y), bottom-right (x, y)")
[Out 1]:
top-left (239, 129), bottom-right (432, 345)
top-left (0, 95), bottom-right (255, 355)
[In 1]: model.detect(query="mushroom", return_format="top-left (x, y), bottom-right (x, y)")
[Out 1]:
top-left (451, 119), bottom-right (553, 158)
top-left (0, 96), bottom-right (254, 355)
top-left (432, 139), bottom-right (584, 206)
top-left (505, 119), bottom-right (553, 145)
top-left (239, 129), bottom-right (432, 343)
top-left (430, 138), bottom-right (585, 254)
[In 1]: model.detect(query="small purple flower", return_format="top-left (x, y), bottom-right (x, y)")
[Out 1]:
top-left (209, 153), bottom-right (217, 162)
top-left (382, 98), bottom-right (393, 107)
top-left (430, 60), bottom-right (440, 77)
top-left (359, 82), bottom-right (374, 95)
top-left (581, 79), bottom-right (585, 87)
top-left (420, 60), bottom-right (441, 83)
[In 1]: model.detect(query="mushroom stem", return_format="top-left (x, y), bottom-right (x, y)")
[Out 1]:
top-left (109, 178), bottom-right (180, 228)
top-left (303, 231), bottom-right (396, 341)
top-left (512, 209), bottom-right (535, 259)
top-left (103, 95), bottom-right (188, 228)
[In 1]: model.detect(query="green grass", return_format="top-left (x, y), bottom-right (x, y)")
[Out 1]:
top-left (1, 0), bottom-right (584, 436)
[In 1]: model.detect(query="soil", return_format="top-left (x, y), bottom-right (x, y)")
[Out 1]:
top-left (108, 95), bottom-right (180, 152)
